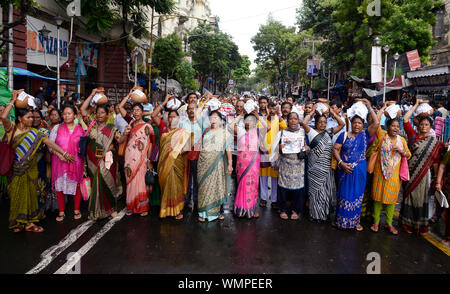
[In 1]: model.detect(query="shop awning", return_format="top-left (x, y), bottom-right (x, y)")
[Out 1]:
top-left (406, 64), bottom-right (450, 78)
top-left (0, 67), bottom-right (73, 82)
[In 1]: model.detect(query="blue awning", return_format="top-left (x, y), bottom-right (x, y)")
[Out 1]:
top-left (0, 67), bottom-right (73, 82)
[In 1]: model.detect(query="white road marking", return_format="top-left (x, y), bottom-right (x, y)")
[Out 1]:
top-left (54, 209), bottom-right (126, 274)
top-left (26, 220), bottom-right (95, 274)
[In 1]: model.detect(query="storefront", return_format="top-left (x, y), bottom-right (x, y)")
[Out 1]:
top-left (406, 64), bottom-right (450, 103)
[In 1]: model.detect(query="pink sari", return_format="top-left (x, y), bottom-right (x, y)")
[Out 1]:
top-left (124, 122), bottom-right (153, 214)
top-left (234, 128), bottom-right (260, 218)
top-left (51, 123), bottom-right (84, 189)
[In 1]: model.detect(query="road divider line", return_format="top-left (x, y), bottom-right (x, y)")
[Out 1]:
top-left (26, 220), bottom-right (94, 274)
top-left (54, 209), bottom-right (126, 274)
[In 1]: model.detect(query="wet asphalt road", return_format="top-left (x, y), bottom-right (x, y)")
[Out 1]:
top-left (0, 193), bottom-right (449, 274)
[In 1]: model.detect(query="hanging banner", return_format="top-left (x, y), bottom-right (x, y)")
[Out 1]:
top-left (26, 16), bottom-right (69, 67)
top-left (406, 50), bottom-right (421, 71)
top-left (307, 59), bottom-right (319, 76)
top-left (75, 41), bottom-right (98, 68)
top-left (371, 46), bottom-right (382, 83)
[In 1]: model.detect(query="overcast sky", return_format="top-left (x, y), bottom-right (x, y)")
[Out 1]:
top-left (209, 0), bottom-right (302, 70)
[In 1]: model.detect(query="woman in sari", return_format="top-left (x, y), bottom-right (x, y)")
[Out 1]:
top-left (197, 111), bottom-right (233, 222)
top-left (332, 99), bottom-right (379, 231)
top-left (124, 103), bottom-right (154, 217)
top-left (50, 104), bottom-right (85, 222)
top-left (80, 96), bottom-right (127, 220)
top-left (400, 99), bottom-right (444, 235)
top-left (303, 106), bottom-right (345, 222)
top-left (229, 109), bottom-right (268, 219)
top-left (32, 110), bottom-right (50, 219)
top-left (370, 117), bottom-right (411, 235)
top-left (158, 110), bottom-right (190, 219)
top-left (435, 147), bottom-right (450, 245)
top-left (1, 93), bottom-right (74, 232)
top-left (149, 101), bottom-right (169, 207)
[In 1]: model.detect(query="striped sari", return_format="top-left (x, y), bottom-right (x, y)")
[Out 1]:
top-left (198, 129), bottom-right (232, 222)
top-left (307, 129), bottom-right (335, 221)
top-left (158, 128), bottom-right (190, 218)
top-left (87, 122), bottom-right (123, 220)
top-left (399, 136), bottom-right (443, 234)
top-left (8, 128), bottom-right (47, 229)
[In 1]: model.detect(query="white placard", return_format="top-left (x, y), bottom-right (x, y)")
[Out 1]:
top-left (281, 130), bottom-right (304, 154)
top-left (132, 89), bottom-right (145, 98)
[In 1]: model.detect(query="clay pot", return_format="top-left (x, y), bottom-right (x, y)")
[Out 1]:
top-left (14, 89), bottom-right (31, 109)
top-left (130, 86), bottom-right (147, 103)
top-left (93, 88), bottom-right (108, 105)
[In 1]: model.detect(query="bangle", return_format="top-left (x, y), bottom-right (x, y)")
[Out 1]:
top-left (338, 160), bottom-right (343, 166)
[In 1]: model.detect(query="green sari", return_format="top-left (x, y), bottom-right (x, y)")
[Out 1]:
top-left (197, 128), bottom-right (232, 222)
top-left (8, 128), bottom-right (47, 229)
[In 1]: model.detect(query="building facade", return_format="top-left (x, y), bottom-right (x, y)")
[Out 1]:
top-left (430, 0), bottom-right (450, 65)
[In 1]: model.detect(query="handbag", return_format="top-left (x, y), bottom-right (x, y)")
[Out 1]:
top-left (399, 156), bottom-right (410, 181)
top-left (145, 170), bottom-right (156, 186)
top-left (331, 132), bottom-right (347, 170)
top-left (0, 126), bottom-right (17, 177)
top-left (79, 119), bottom-right (96, 157)
top-left (80, 163), bottom-right (91, 201)
top-left (367, 135), bottom-right (383, 174)
top-left (118, 140), bottom-right (127, 157)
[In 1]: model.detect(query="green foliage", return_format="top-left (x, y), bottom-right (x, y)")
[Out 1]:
top-left (153, 33), bottom-right (184, 78)
top-left (232, 55), bottom-right (251, 86)
top-left (188, 23), bottom-right (242, 92)
top-left (175, 60), bottom-right (198, 92)
top-left (297, 0), bottom-right (443, 75)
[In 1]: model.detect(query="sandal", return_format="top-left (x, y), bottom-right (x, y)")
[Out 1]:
top-left (198, 217), bottom-right (206, 223)
top-left (355, 225), bottom-right (364, 231)
top-left (290, 213), bottom-right (299, 220)
top-left (259, 200), bottom-right (267, 208)
top-left (13, 227), bottom-right (23, 233)
top-left (126, 210), bottom-right (133, 216)
top-left (280, 212), bottom-right (288, 220)
top-left (218, 215), bottom-right (225, 221)
top-left (370, 223), bottom-right (379, 232)
top-left (25, 224), bottom-right (44, 233)
top-left (253, 212), bottom-right (259, 219)
top-left (56, 213), bottom-right (65, 222)
top-left (429, 215), bottom-right (439, 224)
top-left (385, 225), bottom-right (398, 235)
top-left (140, 212), bottom-right (148, 217)
top-left (74, 211), bottom-right (82, 220)
top-left (175, 213), bottom-right (183, 220)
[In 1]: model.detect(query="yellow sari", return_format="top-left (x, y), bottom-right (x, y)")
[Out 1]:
top-left (158, 128), bottom-right (190, 218)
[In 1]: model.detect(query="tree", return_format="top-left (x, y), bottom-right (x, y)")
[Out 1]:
top-left (251, 18), bottom-right (311, 97)
top-left (188, 23), bottom-right (242, 93)
top-left (0, 0), bottom-right (38, 53)
top-left (175, 60), bottom-right (198, 92)
top-left (296, 0), bottom-right (443, 76)
top-left (232, 55), bottom-right (251, 89)
top-left (57, 0), bottom-right (176, 67)
top-left (152, 33), bottom-right (184, 92)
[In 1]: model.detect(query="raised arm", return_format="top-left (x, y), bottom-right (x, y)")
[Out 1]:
top-left (362, 99), bottom-right (379, 137)
top-left (330, 108), bottom-right (345, 134)
top-left (80, 88), bottom-right (97, 118)
top-left (229, 114), bottom-right (243, 135)
top-left (118, 89), bottom-right (133, 118)
top-left (151, 94), bottom-right (172, 124)
top-left (1, 91), bottom-right (17, 132)
top-left (403, 99), bottom-right (421, 124)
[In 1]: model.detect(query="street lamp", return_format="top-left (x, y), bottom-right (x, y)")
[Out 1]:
top-left (55, 15), bottom-right (63, 108)
top-left (378, 38), bottom-right (400, 103)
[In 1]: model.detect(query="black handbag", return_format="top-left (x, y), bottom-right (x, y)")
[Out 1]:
top-left (79, 120), bottom-right (96, 157)
top-left (145, 170), bottom-right (156, 186)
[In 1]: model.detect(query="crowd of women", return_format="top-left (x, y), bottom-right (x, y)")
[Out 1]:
top-left (0, 88), bottom-right (448, 245)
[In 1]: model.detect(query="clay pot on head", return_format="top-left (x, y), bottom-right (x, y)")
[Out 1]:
top-left (131, 86), bottom-right (147, 103)
top-left (93, 88), bottom-right (108, 105)
top-left (14, 89), bottom-right (31, 109)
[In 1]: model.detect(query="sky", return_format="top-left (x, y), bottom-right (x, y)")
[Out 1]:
top-left (209, 0), bottom-right (302, 70)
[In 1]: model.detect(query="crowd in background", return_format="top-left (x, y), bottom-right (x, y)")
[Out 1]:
top-left (0, 88), bottom-right (449, 245)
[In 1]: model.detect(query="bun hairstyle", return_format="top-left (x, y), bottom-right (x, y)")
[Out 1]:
top-left (96, 104), bottom-right (110, 115)
top-left (62, 103), bottom-right (78, 114)
top-left (15, 107), bottom-right (33, 124)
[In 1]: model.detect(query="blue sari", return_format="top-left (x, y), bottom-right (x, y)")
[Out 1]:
top-left (335, 129), bottom-right (369, 229)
